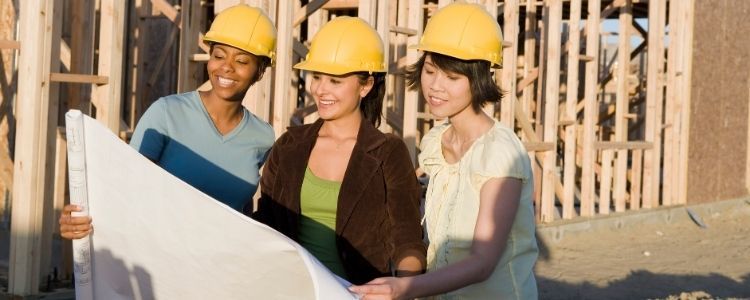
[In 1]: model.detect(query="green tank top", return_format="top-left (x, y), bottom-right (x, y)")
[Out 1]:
top-left (299, 167), bottom-right (347, 278)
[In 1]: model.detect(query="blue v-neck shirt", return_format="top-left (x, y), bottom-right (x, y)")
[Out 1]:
top-left (130, 91), bottom-right (274, 211)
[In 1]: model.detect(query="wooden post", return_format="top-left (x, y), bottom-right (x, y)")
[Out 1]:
top-left (375, 0), bottom-right (390, 132)
top-left (676, 0), bottom-right (695, 205)
top-left (540, 0), bottom-right (562, 223)
top-left (403, 0), bottom-right (423, 163)
top-left (613, 0), bottom-right (632, 213)
top-left (177, 0), bottom-right (204, 93)
top-left (93, 0), bottom-right (127, 133)
top-left (522, 0), bottom-right (541, 220)
top-left (243, 0), bottom-right (276, 123)
top-left (358, 0), bottom-right (377, 24)
top-left (289, 0), bottom-right (302, 126)
top-left (599, 149), bottom-right (614, 215)
top-left (522, 0), bottom-right (537, 125)
top-left (126, 0), bottom-right (152, 129)
top-left (562, 0), bottom-right (582, 219)
top-left (642, 0), bottom-right (666, 209)
top-left (39, 0), bottom-right (63, 287)
top-left (630, 149), bottom-right (643, 209)
top-left (663, 0), bottom-right (682, 206)
top-left (475, 0), bottom-right (498, 118)
top-left (272, 0), bottom-right (295, 137)
top-left (9, 0), bottom-right (56, 295)
top-left (580, 0), bottom-right (601, 217)
top-left (391, 0), bottom-right (409, 134)
top-left (303, 5), bottom-right (325, 125)
top-left (68, 0), bottom-right (95, 114)
top-left (501, 0), bottom-right (519, 128)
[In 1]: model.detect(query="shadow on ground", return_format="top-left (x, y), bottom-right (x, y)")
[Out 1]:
top-left (538, 270), bottom-right (750, 299)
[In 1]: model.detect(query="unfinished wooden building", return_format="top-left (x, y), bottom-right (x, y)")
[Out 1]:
top-left (1, 0), bottom-right (749, 296)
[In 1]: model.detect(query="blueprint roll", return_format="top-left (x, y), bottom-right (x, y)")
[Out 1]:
top-left (65, 109), bottom-right (94, 300)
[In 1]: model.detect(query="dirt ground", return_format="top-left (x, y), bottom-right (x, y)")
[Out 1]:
top-left (535, 201), bottom-right (750, 299)
top-left (1, 201), bottom-right (749, 299)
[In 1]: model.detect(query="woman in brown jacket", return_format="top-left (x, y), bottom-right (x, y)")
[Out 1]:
top-left (252, 17), bottom-right (426, 285)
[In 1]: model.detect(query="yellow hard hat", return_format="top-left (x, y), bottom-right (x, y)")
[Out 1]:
top-left (294, 17), bottom-right (385, 75)
top-left (203, 5), bottom-right (277, 65)
top-left (412, 3), bottom-right (503, 67)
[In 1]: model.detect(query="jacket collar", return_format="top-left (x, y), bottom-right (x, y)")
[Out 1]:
top-left (284, 117), bottom-right (387, 151)
top-left (280, 117), bottom-right (387, 233)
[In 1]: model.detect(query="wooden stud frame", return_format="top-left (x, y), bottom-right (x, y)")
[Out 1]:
top-left (9, 0), bottom-right (58, 295)
top-left (4, 3), bottom-right (705, 294)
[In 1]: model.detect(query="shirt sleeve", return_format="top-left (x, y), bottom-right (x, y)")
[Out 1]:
top-left (468, 126), bottom-right (531, 190)
top-left (129, 99), bottom-right (168, 162)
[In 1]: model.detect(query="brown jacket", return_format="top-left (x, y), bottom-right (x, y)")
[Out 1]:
top-left (252, 118), bottom-right (426, 284)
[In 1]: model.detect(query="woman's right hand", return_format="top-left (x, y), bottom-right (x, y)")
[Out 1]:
top-left (59, 204), bottom-right (92, 239)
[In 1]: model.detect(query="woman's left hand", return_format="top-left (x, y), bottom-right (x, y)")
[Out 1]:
top-left (349, 277), bottom-right (410, 300)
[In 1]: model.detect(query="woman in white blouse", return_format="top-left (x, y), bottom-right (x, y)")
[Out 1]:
top-left (351, 3), bottom-right (538, 299)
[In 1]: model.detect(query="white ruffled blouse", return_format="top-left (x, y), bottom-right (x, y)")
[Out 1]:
top-left (418, 120), bottom-right (539, 300)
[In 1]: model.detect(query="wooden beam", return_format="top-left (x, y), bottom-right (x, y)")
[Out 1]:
top-left (521, 0), bottom-right (538, 135)
top-left (390, 26), bottom-right (417, 36)
top-left (321, 0), bottom-right (358, 10)
top-left (294, 0), bottom-right (330, 27)
top-left (292, 39), bottom-right (309, 57)
top-left (50, 73), bottom-right (108, 85)
top-left (67, 0), bottom-right (95, 113)
top-left (93, 0), bottom-right (127, 133)
top-left (151, 0), bottom-right (181, 27)
top-left (523, 142), bottom-right (555, 152)
top-left (299, 4), bottom-right (324, 125)
top-left (631, 19), bottom-right (647, 39)
top-left (599, 149), bottom-right (615, 215)
top-left (630, 149), bottom-right (643, 210)
top-left (641, 0), bottom-right (666, 209)
top-left (663, 0), bottom-right (685, 206)
top-left (522, 0), bottom-right (540, 220)
top-left (375, 0), bottom-right (390, 132)
top-left (39, 0), bottom-right (64, 291)
top-left (243, 1), bottom-right (277, 124)
top-left (177, 0), bottom-right (204, 92)
top-left (357, 0), bottom-right (376, 24)
top-left (9, 0), bottom-right (56, 295)
top-left (594, 141), bottom-right (652, 150)
top-left (540, 0), bottom-right (562, 223)
top-left (676, 0), bottom-right (695, 205)
top-left (389, 0), bottom-right (407, 134)
top-left (0, 40), bottom-right (20, 49)
top-left (402, 0), bottom-right (423, 164)
top-left (600, 0), bottom-right (625, 20)
top-left (562, 0), bottom-right (582, 220)
top-left (501, 0), bottom-right (519, 127)
top-left (52, 127), bottom-right (67, 244)
top-left (478, 0), bottom-right (499, 118)
top-left (272, 0), bottom-right (295, 138)
top-left (613, 0), bottom-right (632, 213)
top-left (516, 68), bottom-right (539, 96)
top-left (580, 0), bottom-right (602, 217)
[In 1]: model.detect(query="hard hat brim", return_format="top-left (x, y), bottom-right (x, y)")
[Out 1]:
top-left (294, 60), bottom-right (386, 76)
top-left (409, 43), bottom-right (503, 68)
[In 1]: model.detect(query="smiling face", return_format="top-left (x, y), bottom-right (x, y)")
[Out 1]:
top-left (206, 43), bottom-right (260, 102)
top-left (420, 54), bottom-right (474, 120)
top-left (310, 72), bottom-right (374, 122)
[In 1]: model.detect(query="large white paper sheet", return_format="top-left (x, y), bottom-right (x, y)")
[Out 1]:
top-left (65, 110), bottom-right (356, 300)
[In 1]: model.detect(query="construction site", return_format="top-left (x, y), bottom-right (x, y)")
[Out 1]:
top-left (0, 0), bottom-right (748, 299)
